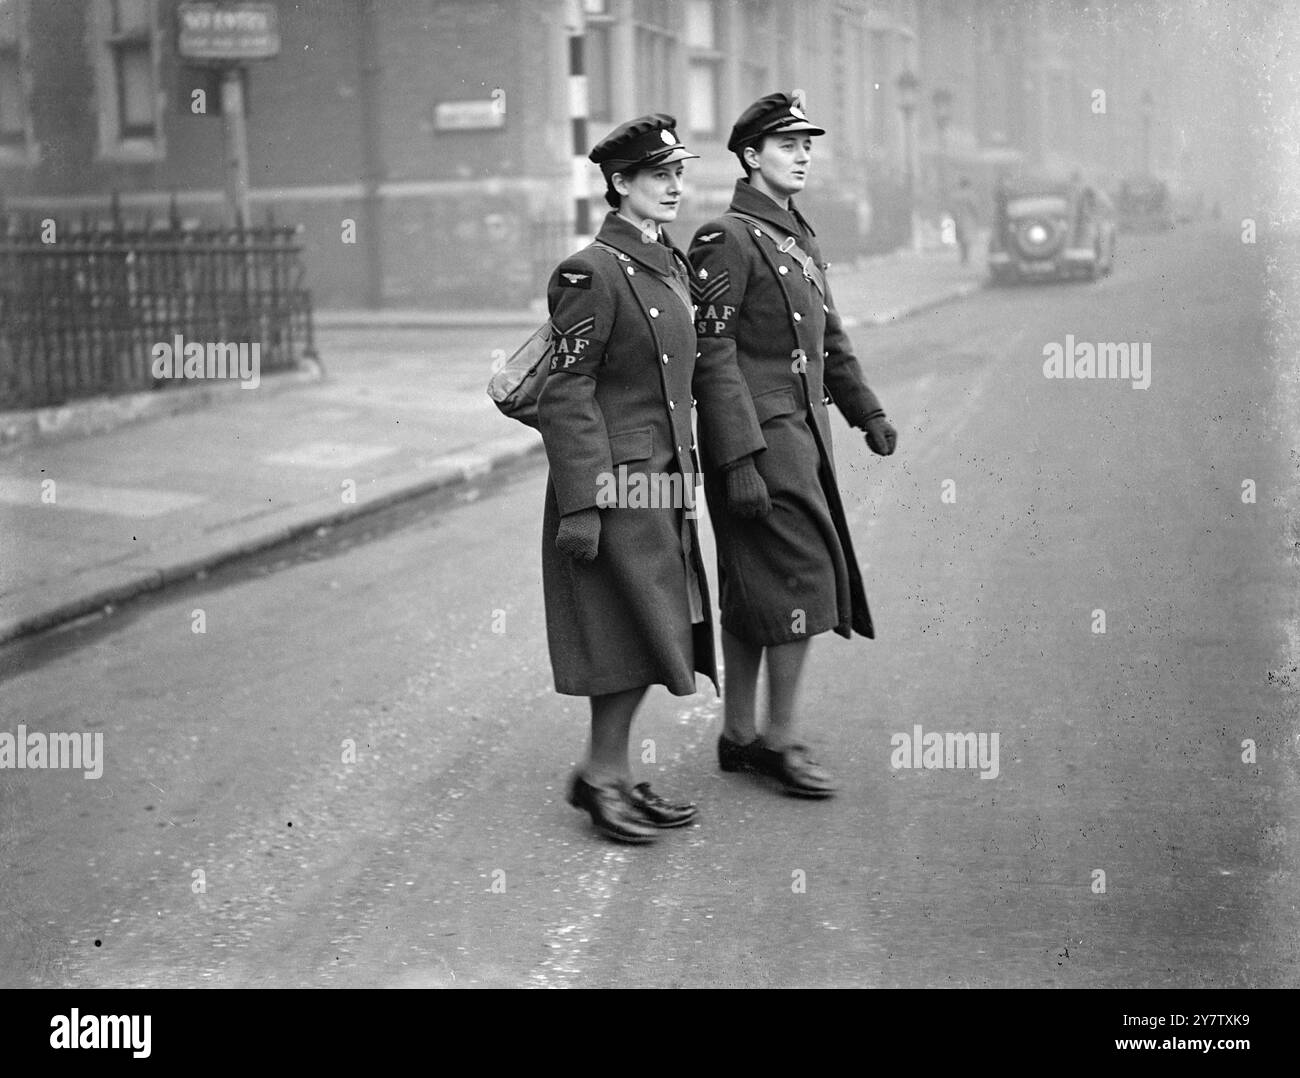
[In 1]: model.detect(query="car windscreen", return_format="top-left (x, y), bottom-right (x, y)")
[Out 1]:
top-left (1006, 196), bottom-right (1070, 218)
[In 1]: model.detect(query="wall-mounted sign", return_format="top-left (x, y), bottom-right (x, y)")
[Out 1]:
top-left (434, 98), bottom-right (507, 131)
top-left (178, 2), bottom-right (281, 62)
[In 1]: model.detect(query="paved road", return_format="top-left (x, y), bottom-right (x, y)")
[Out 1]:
top-left (2, 223), bottom-right (1296, 987)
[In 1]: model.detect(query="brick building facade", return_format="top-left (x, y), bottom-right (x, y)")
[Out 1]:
top-left (2, 0), bottom-right (1239, 311)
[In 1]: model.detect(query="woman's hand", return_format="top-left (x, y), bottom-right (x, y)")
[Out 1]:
top-left (723, 455), bottom-right (772, 518)
top-left (863, 415), bottom-right (897, 456)
top-left (556, 507), bottom-right (602, 561)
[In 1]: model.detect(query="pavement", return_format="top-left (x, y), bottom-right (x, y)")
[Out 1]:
top-left (0, 243), bottom-right (985, 646)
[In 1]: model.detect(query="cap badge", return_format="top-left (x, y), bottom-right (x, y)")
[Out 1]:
top-left (660, 129), bottom-right (676, 145)
top-left (789, 104), bottom-right (807, 120)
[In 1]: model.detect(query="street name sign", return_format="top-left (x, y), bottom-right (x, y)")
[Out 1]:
top-left (178, 3), bottom-right (281, 62)
top-left (434, 99), bottom-right (507, 131)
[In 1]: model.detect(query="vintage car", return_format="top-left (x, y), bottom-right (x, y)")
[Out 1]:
top-left (988, 180), bottom-right (1117, 284)
top-left (1114, 175), bottom-right (1176, 232)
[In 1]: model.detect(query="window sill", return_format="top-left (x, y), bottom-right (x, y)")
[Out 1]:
top-left (96, 138), bottom-right (165, 164)
top-left (0, 142), bottom-right (41, 167)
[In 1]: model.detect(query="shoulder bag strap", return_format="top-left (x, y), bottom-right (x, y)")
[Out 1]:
top-left (726, 211), bottom-right (826, 297)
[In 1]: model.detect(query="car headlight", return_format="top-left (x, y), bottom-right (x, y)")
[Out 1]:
top-left (1027, 224), bottom-right (1048, 245)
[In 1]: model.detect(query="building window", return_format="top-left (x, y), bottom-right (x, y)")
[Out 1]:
top-left (633, 0), bottom-right (671, 27)
top-left (740, 0), bottom-right (770, 102)
top-left (684, 0), bottom-right (713, 47)
top-left (586, 9), bottom-right (614, 124)
top-left (832, 12), bottom-right (848, 140)
top-left (0, 0), bottom-right (29, 151)
top-left (633, 0), bottom-right (675, 116)
top-left (109, 0), bottom-right (155, 137)
top-left (93, 0), bottom-right (161, 158)
top-left (687, 61), bottom-right (717, 137)
top-left (685, 0), bottom-right (720, 137)
top-left (870, 30), bottom-right (889, 147)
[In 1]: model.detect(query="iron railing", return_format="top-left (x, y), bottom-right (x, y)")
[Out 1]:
top-left (0, 211), bottom-right (316, 409)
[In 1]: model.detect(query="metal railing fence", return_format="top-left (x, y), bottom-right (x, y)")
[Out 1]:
top-left (1, 211), bottom-right (316, 409)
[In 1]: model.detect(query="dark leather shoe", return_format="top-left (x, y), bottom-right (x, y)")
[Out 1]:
top-left (566, 773), bottom-right (659, 844)
top-left (718, 731), bottom-right (757, 773)
top-left (625, 782), bottom-right (698, 828)
top-left (717, 733), bottom-right (837, 798)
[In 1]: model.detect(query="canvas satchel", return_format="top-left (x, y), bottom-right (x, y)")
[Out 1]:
top-left (487, 242), bottom-right (625, 428)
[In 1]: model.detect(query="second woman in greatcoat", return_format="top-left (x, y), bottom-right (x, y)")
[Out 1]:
top-left (688, 91), bottom-right (898, 797)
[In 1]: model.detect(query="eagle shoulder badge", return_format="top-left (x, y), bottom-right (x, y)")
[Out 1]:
top-left (558, 269), bottom-right (592, 289)
top-left (694, 230), bottom-right (724, 245)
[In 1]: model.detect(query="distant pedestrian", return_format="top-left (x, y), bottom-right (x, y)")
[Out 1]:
top-left (993, 174), bottom-right (1010, 249)
top-left (689, 91), bottom-right (897, 798)
top-left (951, 175), bottom-right (980, 264)
top-left (538, 114), bottom-right (751, 844)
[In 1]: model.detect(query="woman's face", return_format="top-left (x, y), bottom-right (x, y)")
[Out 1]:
top-left (746, 134), bottom-right (814, 197)
top-left (615, 162), bottom-right (686, 224)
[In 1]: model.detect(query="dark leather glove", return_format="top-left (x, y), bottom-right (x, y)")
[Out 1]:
top-left (556, 507), bottom-right (601, 561)
top-left (863, 414), bottom-right (897, 456)
top-left (723, 455), bottom-right (771, 518)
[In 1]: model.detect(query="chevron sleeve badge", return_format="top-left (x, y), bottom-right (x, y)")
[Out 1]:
top-left (550, 315), bottom-right (601, 374)
top-left (692, 270), bottom-right (735, 337)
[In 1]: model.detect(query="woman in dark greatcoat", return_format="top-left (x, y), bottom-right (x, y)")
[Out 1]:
top-left (539, 114), bottom-right (752, 844)
top-left (688, 91), bottom-right (898, 797)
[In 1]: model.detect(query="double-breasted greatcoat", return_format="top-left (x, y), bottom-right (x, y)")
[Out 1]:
top-left (538, 212), bottom-right (753, 697)
top-left (689, 179), bottom-right (885, 646)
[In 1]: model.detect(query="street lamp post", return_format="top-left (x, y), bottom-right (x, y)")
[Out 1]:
top-left (932, 86), bottom-right (953, 217)
top-left (895, 68), bottom-right (919, 249)
top-left (1140, 88), bottom-right (1153, 175)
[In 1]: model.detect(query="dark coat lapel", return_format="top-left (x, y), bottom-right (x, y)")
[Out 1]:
top-left (595, 212), bottom-right (693, 316)
top-left (729, 180), bottom-right (806, 236)
top-left (596, 212), bottom-right (689, 276)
